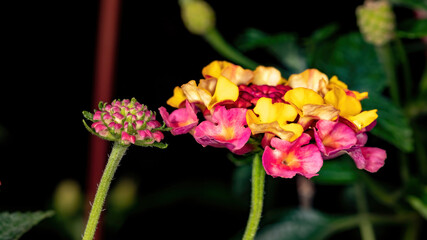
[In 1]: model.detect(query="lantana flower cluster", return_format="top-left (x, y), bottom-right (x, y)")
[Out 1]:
top-left (83, 98), bottom-right (169, 148)
top-left (160, 61), bottom-right (386, 178)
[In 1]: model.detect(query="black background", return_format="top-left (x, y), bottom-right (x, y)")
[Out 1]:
top-left (2, 0), bottom-right (412, 239)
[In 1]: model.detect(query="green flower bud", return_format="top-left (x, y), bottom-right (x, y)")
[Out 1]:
top-left (109, 177), bottom-right (138, 211)
top-left (356, 0), bottom-right (395, 46)
top-left (53, 179), bottom-right (82, 217)
top-left (180, 0), bottom-right (215, 35)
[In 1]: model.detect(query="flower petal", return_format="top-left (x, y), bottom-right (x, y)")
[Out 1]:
top-left (252, 66), bottom-right (284, 86)
top-left (348, 147), bottom-right (386, 173)
top-left (314, 120), bottom-right (358, 156)
top-left (287, 69), bottom-right (329, 93)
top-left (159, 101), bottom-right (199, 135)
top-left (253, 97), bottom-right (298, 125)
top-left (193, 106), bottom-right (251, 151)
top-left (208, 75), bottom-right (239, 109)
top-left (202, 60), bottom-right (232, 79)
top-left (347, 110), bottom-right (378, 130)
top-left (301, 104), bottom-right (339, 120)
top-left (262, 134), bottom-right (323, 178)
top-left (324, 87), bottom-right (362, 117)
top-left (284, 88), bottom-right (324, 112)
top-left (167, 86), bottom-right (187, 108)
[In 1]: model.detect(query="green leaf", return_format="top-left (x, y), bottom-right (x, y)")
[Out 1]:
top-left (236, 29), bottom-right (307, 73)
top-left (390, 0), bottom-right (427, 10)
top-left (308, 24), bottom-right (339, 43)
top-left (82, 111), bottom-right (93, 121)
top-left (82, 119), bottom-right (97, 135)
top-left (312, 155), bottom-right (358, 185)
top-left (397, 19), bottom-right (427, 39)
top-left (406, 195), bottom-right (427, 220)
top-left (312, 32), bottom-right (387, 94)
top-left (362, 93), bottom-right (414, 152)
top-left (0, 211), bottom-right (54, 240)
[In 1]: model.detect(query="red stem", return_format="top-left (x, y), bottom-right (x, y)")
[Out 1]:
top-left (86, 0), bottom-right (121, 239)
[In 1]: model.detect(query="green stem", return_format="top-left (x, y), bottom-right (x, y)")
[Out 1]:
top-left (395, 38), bottom-right (412, 103)
top-left (314, 213), bottom-right (417, 240)
top-left (82, 142), bottom-right (128, 240)
top-left (375, 44), bottom-right (400, 106)
top-left (354, 182), bottom-right (376, 240)
top-left (358, 173), bottom-right (402, 211)
top-left (204, 28), bottom-right (258, 70)
top-left (242, 154), bottom-right (265, 240)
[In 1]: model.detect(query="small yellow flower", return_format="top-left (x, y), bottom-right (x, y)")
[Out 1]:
top-left (324, 87), bottom-right (377, 130)
top-left (246, 97), bottom-right (302, 141)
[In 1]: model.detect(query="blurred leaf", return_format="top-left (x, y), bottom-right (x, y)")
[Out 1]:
top-left (256, 208), bottom-right (332, 240)
top-left (231, 164), bottom-right (252, 197)
top-left (312, 155), bottom-right (358, 185)
top-left (0, 211), bottom-right (54, 240)
top-left (404, 178), bottom-right (427, 219)
top-left (228, 152), bottom-right (255, 166)
top-left (362, 93), bottom-right (414, 152)
top-left (406, 196), bottom-right (427, 219)
top-left (237, 29), bottom-right (307, 73)
top-left (308, 24), bottom-right (339, 43)
top-left (312, 32), bottom-right (387, 93)
top-left (397, 19), bottom-right (427, 39)
top-left (390, 0), bottom-right (427, 10)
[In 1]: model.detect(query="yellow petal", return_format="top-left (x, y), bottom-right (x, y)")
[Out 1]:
top-left (167, 86), bottom-right (186, 108)
top-left (352, 91), bottom-right (369, 101)
top-left (202, 60), bottom-right (232, 79)
top-left (347, 109), bottom-right (378, 130)
top-left (181, 80), bottom-right (212, 107)
top-left (253, 97), bottom-right (298, 124)
top-left (252, 66), bottom-right (284, 86)
top-left (198, 78), bottom-right (217, 94)
top-left (208, 75), bottom-right (239, 109)
top-left (301, 104), bottom-right (339, 120)
top-left (246, 111), bottom-right (293, 141)
top-left (287, 69), bottom-right (329, 92)
top-left (221, 64), bottom-right (253, 86)
top-left (329, 75), bottom-right (348, 89)
top-left (284, 88), bottom-right (324, 111)
top-left (324, 87), bottom-right (361, 117)
top-left (279, 123), bottom-right (304, 141)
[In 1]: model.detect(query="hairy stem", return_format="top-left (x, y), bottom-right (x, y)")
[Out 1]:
top-left (242, 154), bottom-right (265, 240)
top-left (82, 142), bottom-right (128, 240)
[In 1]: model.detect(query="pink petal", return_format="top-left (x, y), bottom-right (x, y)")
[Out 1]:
top-left (361, 147), bottom-right (387, 173)
top-left (262, 134), bottom-right (323, 179)
top-left (121, 132), bottom-right (135, 144)
top-left (193, 106), bottom-right (251, 152)
top-left (159, 101), bottom-right (199, 135)
top-left (348, 147), bottom-right (386, 173)
top-left (348, 147), bottom-right (366, 169)
top-left (314, 120), bottom-right (358, 156)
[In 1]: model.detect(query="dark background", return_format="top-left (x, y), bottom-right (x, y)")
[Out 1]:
top-left (2, 0), bottom-right (412, 239)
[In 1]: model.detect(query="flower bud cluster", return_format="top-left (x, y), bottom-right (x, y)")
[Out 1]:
top-left (83, 98), bottom-right (169, 148)
top-left (356, 0), bottom-right (395, 46)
